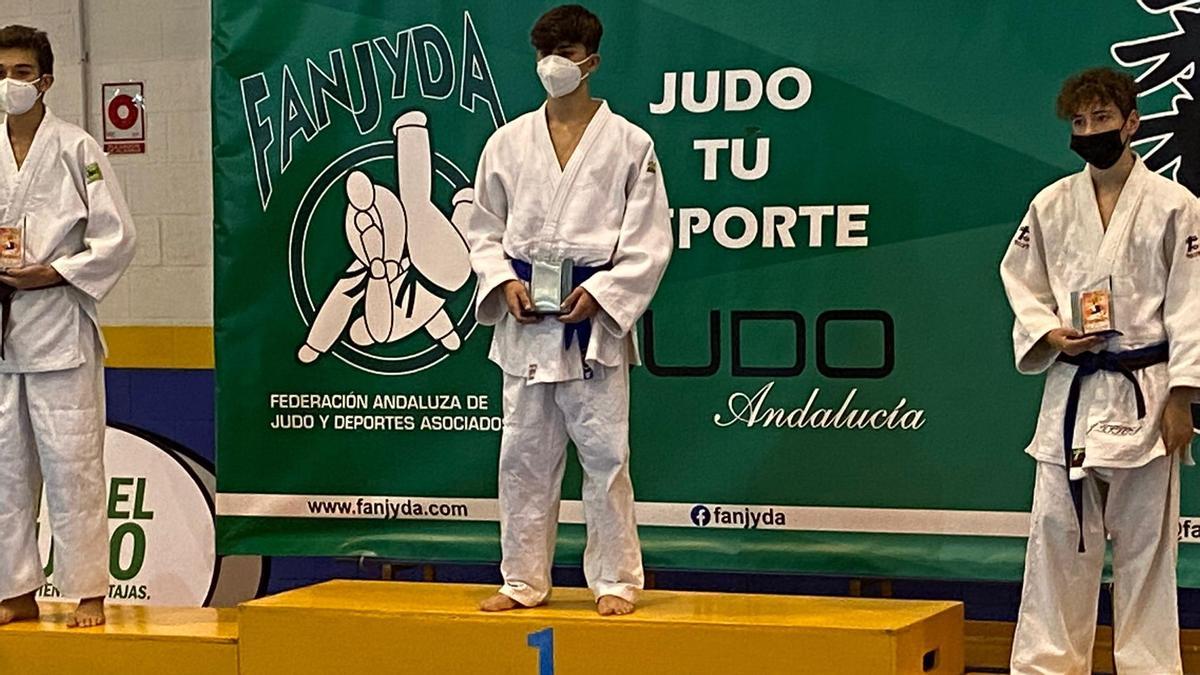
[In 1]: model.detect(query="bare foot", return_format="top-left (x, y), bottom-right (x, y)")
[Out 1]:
top-left (478, 593), bottom-right (538, 612)
top-left (597, 595), bottom-right (635, 616)
top-left (0, 592), bottom-right (39, 625)
top-left (67, 597), bottom-right (105, 628)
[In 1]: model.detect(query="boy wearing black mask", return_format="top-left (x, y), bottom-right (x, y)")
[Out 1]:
top-left (1000, 67), bottom-right (1199, 674)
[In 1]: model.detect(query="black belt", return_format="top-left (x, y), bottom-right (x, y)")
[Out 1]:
top-left (1056, 342), bottom-right (1169, 552)
top-left (0, 280), bottom-right (70, 360)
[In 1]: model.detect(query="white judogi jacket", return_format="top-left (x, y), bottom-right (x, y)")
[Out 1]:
top-left (466, 100), bottom-right (672, 383)
top-left (1000, 156), bottom-right (1200, 468)
top-left (0, 108), bottom-right (135, 373)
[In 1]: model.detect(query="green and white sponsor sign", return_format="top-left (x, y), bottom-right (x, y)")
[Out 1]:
top-left (213, 0), bottom-right (1200, 583)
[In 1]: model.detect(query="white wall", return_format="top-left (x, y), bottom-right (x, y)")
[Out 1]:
top-left (3, 0), bottom-right (213, 326)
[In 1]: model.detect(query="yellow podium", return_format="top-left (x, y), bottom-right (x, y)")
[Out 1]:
top-left (238, 581), bottom-right (963, 675)
top-left (0, 604), bottom-right (238, 675)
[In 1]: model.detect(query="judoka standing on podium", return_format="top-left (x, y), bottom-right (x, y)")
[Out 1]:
top-left (1001, 67), bottom-right (1199, 674)
top-left (466, 4), bottom-right (672, 616)
top-left (0, 25), bottom-right (136, 629)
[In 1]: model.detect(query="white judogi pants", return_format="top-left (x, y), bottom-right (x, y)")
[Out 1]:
top-left (497, 364), bottom-right (644, 606)
top-left (0, 331), bottom-right (107, 600)
top-left (1011, 456), bottom-right (1181, 675)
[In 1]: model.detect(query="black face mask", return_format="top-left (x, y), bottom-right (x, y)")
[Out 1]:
top-left (1069, 128), bottom-right (1127, 169)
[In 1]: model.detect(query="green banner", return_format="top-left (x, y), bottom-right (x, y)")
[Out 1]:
top-left (213, 0), bottom-right (1200, 583)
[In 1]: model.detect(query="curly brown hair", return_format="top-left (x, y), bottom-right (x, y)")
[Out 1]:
top-left (1056, 68), bottom-right (1138, 120)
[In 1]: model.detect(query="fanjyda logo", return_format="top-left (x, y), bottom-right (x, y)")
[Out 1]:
top-left (691, 504), bottom-right (712, 527)
top-left (259, 13), bottom-right (507, 376)
top-left (293, 110), bottom-right (478, 375)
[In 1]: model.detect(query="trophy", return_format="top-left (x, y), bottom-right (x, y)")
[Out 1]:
top-left (529, 256), bottom-right (575, 315)
top-left (1070, 278), bottom-right (1122, 338)
top-left (0, 216), bottom-right (25, 270)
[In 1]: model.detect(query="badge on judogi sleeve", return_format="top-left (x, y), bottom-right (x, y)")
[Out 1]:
top-left (85, 162), bottom-right (104, 184)
top-left (1013, 225), bottom-right (1031, 249)
top-left (1186, 234), bottom-right (1199, 259)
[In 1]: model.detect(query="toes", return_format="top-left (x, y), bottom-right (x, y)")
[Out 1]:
top-left (479, 595), bottom-right (517, 612)
top-left (596, 597), bottom-right (634, 616)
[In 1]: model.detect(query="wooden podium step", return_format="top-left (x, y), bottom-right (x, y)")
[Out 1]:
top-left (0, 603), bottom-right (238, 675)
top-left (238, 580), bottom-right (964, 674)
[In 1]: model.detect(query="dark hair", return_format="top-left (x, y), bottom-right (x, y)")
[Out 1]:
top-left (530, 5), bottom-right (603, 55)
top-left (0, 25), bottom-right (54, 75)
top-left (1056, 67), bottom-right (1137, 119)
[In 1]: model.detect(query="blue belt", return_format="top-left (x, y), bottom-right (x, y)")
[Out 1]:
top-left (1056, 342), bottom-right (1169, 552)
top-left (510, 259), bottom-right (611, 361)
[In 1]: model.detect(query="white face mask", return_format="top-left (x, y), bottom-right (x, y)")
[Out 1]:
top-left (0, 77), bottom-right (43, 115)
top-left (536, 55), bottom-right (593, 99)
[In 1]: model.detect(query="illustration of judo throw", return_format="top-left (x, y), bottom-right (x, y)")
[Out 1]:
top-left (296, 111), bottom-right (475, 369)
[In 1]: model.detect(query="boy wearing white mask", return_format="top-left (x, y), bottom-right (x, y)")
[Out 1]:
top-left (0, 25), bottom-right (136, 628)
top-left (466, 4), bottom-right (672, 616)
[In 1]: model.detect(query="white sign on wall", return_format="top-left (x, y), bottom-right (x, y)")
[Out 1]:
top-left (102, 82), bottom-right (145, 154)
